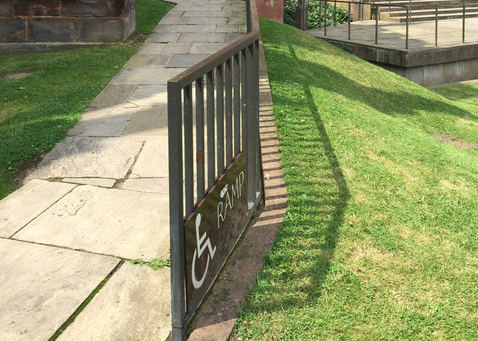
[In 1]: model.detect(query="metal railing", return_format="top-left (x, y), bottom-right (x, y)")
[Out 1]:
top-left (167, 0), bottom-right (263, 339)
top-left (314, 0), bottom-right (478, 49)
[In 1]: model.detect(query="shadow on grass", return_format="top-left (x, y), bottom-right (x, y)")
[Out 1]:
top-left (239, 44), bottom-right (351, 317)
top-left (432, 82), bottom-right (478, 101)
top-left (266, 43), bottom-right (476, 120)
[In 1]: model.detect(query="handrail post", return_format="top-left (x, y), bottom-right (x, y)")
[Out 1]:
top-left (405, 6), bottom-right (409, 50)
top-left (435, 5), bottom-right (438, 47)
top-left (375, 5), bottom-right (378, 45)
top-left (324, 1), bottom-right (327, 36)
top-left (168, 81), bottom-right (186, 341)
top-left (348, 2), bottom-right (351, 40)
top-left (463, 4), bottom-right (465, 44)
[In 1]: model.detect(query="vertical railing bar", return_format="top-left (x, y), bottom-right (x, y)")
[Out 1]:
top-left (254, 39), bottom-right (261, 198)
top-left (246, 43), bottom-right (255, 209)
top-left (196, 77), bottom-right (205, 203)
top-left (216, 64), bottom-right (225, 176)
top-left (233, 53), bottom-right (241, 156)
top-left (206, 70), bottom-right (215, 189)
top-left (168, 81), bottom-right (186, 341)
top-left (184, 85), bottom-right (194, 216)
top-left (435, 5), bottom-right (438, 47)
top-left (324, 1), bottom-right (328, 36)
top-left (375, 5), bottom-right (378, 45)
top-left (406, 6), bottom-right (409, 50)
top-left (241, 49), bottom-right (247, 153)
top-left (348, 2), bottom-right (351, 40)
top-left (225, 58), bottom-right (233, 165)
top-left (463, 4), bottom-right (465, 44)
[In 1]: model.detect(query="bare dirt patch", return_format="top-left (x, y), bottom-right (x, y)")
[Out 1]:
top-left (436, 135), bottom-right (478, 150)
top-left (13, 151), bottom-right (49, 185)
top-left (3, 72), bottom-right (31, 80)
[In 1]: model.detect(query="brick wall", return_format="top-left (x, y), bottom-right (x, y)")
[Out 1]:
top-left (0, 0), bottom-right (136, 44)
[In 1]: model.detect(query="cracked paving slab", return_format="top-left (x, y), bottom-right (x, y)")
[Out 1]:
top-left (0, 180), bottom-right (76, 238)
top-left (57, 263), bottom-right (171, 341)
top-left (28, 137), bottom-right (143, 180)
top-left (0, 239), bottom-right (119, 341)
top-left (13, 185), bottom-right (170, 261)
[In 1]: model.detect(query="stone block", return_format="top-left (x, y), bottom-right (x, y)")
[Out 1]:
top-left (406, 66), bottom-right (425, 86)
top-left (78, 18), bottom-right (124, 42)
top-left (13, 0), bottom-right (61, 17)
top-left (464, 59), bottom-right (478, 81)
top-left (443, 61), bottom-right (464, 84)
top-left (0, 19), bottom-right (26, 43)
top-left (28, 18), bottom-right (76, 42)
top-left (0, 1), bottom-right (12, 17)
top-left (62, 0), bottom-right (126, 17)
top-left (123, 11), bottom-right (135, 38)
top-left (423, 64), bottom-right (444, 87)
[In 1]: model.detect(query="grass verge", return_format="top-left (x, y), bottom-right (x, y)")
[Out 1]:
top-left (0, 0), bottom-right (174, 200)
top-left (234, 18), bottom-right (478, 340)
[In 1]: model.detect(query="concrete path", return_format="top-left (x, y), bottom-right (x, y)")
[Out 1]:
top-left (0, 1), bottom-right (245, 340)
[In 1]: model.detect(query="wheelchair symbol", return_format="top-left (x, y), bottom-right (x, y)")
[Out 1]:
top-left (191, 213), bottom-right (216, 289)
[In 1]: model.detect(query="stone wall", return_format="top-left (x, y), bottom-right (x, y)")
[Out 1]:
top-left (0, 0), bottom-right (136, 44)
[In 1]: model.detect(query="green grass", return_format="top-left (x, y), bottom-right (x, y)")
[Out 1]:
top-left (234, 18), bottom-right (478, 340)
top-left (0, 0), bottom-right (174, 199)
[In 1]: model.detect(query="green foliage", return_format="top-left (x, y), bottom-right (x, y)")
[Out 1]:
top-left (284, 0), bottom-right (350, 29)
top-left (234, 17), bottom-right (478, 340)
top-left (131, 258), bottom-right (171, 269)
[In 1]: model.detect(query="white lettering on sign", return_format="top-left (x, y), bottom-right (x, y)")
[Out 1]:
top-left (217, 171), bottom-right (245, 229)
top-left (191, 213), bottom-right (216, 289)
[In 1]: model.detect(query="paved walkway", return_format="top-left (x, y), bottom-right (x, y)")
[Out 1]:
top-left (309, 18), bottom-right (478, 51)
top-left (0, 1), bottom-right (246, 340)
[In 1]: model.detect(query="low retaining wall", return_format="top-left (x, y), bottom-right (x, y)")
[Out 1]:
top-left (323, 38), bottom-right (478, 87)
top-left (0, 0), bottom-right (136, 44)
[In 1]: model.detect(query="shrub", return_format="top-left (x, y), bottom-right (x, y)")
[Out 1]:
top-left (284, 0), bottom-right (350, 29)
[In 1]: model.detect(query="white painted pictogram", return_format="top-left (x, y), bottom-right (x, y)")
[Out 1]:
top-left (191, 213), bottom-right (216, 289)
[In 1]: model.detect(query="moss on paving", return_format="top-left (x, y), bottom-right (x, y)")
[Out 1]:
top-left (234, 18), bottom-right (478, 340)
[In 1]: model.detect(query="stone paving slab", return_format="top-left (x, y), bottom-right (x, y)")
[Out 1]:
top-left (89, 84), bottom-right (136, 108)
top-left (57, 263), bottom-right (171, 341)
top-left (165, 53), bottom-right (209, 67)
top-left (0, 180), bottom-right (76, 238)
top-left (179, 32), bottom-right (226, 43)
top-left (120, 178), bottom-right (169, 194)
top-left (190, 42), bottom-right (229, 54)
top-left (127, 84), bottom-right (167, 107)
top-left (28, 137), bottom-right (143, 179)
top-left (144, 32), bottom-right (181, 43)
top-left (110, 66), bottom-right (186, 85)
top-left (0, 239), bottom-right (119, 341)
top-left (130, 137), bottom-right (169, 178)
top-left (124, 106), bottom-right (168, 136)
top-left (62, 177), bottom-right (116, 187)
top-left (67, 106), bottom-right (133, 137)
top-left (14, 185), bottom-right (170, 261)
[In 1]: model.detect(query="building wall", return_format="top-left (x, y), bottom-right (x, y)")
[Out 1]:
top-left (0, 0), bottom-right (136, 43)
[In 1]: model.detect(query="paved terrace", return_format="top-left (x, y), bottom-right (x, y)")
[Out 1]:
top-left (0, 1), bottom-right (246, 340)
top-left (309, 18), bottom-right (478, 50)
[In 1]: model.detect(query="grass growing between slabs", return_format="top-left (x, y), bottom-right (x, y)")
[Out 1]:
top-left (234, 18), bottom-right (478, 340)
top-left (0, 0), bottom-right (174, 200)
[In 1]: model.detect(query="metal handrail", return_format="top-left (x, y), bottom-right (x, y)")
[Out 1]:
top-left (315, 0), bottom-right (478, 49)
top-left (168, 0), bottom-right (262, 340)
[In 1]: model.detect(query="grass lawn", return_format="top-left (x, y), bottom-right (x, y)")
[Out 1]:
top-left (0, 0), bottom-right (174, 200)
top-left (234, 18), bottom-right (478, 340)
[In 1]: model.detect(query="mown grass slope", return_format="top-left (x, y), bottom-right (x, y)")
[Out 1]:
top-left (234, 18), bottom-right (478, 340)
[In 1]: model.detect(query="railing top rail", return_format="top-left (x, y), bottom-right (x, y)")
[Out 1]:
top-left (320, 0), bottom-right (478, 9)
top-left (168, 30), bottom-right (260, 88)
